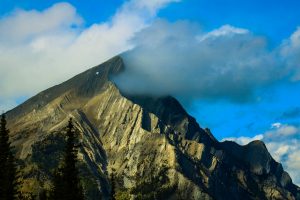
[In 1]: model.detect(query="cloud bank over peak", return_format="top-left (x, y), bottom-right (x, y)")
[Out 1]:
top-left (1, 0), bottom-right (299, 108)
top-left (115, 20), bottom-right (286, 102)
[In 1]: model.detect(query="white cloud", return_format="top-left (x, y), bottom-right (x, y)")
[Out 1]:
top-left (265, 124), bottom-right (298, 137)
top-left (281, 27), bottom-right (300, 81)
top-left (1, 1), bottom-right (300, 110)
top-left (223, 123), bottom-right (300, 185)
top-left (0, 0), bottom-right (179, 111)
top-left (0, 3), bottom-right (83, 45)
top-left (197, 24), bottom-right (249, 41)
top-left (271, 122), bottom-right (282, 129)
top-left (115, 20), bottom-right (284, 102)
top-left (222, 134), bottom-right (264, 145)
top-left (266, 139), bottom-right (300, 186)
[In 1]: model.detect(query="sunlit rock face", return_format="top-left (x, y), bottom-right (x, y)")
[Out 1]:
top-left (6, 56), bottom-right (300, 199)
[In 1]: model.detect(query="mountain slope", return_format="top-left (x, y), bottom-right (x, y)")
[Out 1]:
top-left (6, 56), bottom-right (300, 199)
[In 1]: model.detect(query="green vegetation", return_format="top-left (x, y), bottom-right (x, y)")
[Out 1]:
top-left (0, 115), bottom-right (175, 200)
top-left (0, 114), bottom-right (20, 200)
top-left (131, 165), bottom-right (175, 200)
top-left (114, 191), bottom-right (131, 200)
top-left (111, 165), bottom-right (175, 200)
top-left (50, 118), bottom-right (84, 200)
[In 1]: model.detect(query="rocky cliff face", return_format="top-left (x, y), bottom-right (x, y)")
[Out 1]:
top-left (6, 56), bottom-right (300, 200)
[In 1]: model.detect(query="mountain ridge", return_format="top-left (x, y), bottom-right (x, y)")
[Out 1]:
top-left (6, 56), bottom-right (300, 199)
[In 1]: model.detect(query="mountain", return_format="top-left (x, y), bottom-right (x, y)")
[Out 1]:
top-left (6, 56), bottom-right (300, 199)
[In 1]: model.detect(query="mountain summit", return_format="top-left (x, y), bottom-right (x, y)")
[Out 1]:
top-left (6, 56), bottom-right (300, 199)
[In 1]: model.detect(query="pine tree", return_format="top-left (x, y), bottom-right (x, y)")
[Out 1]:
top-left (0, 114), bottom-right (19, 200)
top-left (51, 118), bottom-right (84, 200)
top-left (110, 171), bottom-right (116, 200)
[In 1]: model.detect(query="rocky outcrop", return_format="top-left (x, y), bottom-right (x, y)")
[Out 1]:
top-left (6, 56), bottom-right (300, 199)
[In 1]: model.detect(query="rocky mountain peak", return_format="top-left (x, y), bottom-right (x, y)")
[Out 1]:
top-left (6, 56), bottom-right (300, 199)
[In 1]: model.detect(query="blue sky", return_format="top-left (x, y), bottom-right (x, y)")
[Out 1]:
top-left (0, 0), bottom-right (300, 184)
top-left (2, 0), bottom-right (300, 43)
top-left (159, 0), bottom-right (300, 44)
top-left (0, 0), bottom-right (123, 25)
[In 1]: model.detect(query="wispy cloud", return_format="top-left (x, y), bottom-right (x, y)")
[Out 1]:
top-left (197, 24), bottom-right (249, 41)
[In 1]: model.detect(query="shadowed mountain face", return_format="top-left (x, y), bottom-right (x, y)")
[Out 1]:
top-left (6, 56), bottom-right (300, 199)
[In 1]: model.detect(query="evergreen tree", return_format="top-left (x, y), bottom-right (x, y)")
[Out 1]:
top-left (0, 114), bottom-right (19, 200)
top-left (51, 118), bottom-right (84, 200)
top-left (110, 171), bottom-right (116, 200)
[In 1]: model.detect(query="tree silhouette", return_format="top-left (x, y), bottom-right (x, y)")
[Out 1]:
top-left (0, 114), bottom-right (19, 200)
top-left (110, 170), bottom-right (116, 200)
top-left (51, 118), bottom-right (84, 200)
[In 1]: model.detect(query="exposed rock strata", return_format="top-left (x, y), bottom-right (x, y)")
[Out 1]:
top-left (6, 56), bottom-right (300, 200)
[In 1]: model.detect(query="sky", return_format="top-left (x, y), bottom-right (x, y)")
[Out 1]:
top-left (0, 0), bottom-right (300, 185)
